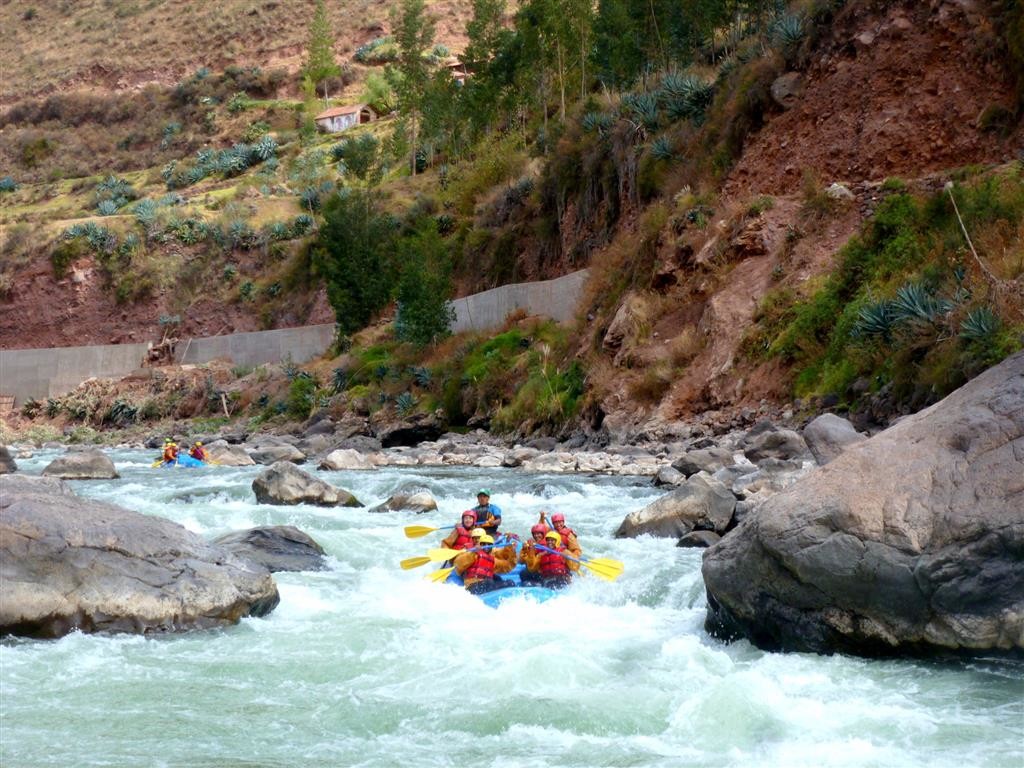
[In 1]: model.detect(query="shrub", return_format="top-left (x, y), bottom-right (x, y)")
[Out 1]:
top-left (97, 199), bottom-right (119, 216)
top-left (581, 111), bottom-right (615, 134)
top-left (773, 14), bottom-right (805, 63)
top-left (239, 280), bottom-right (255, 301)
top-left (0, 176), bottom-right (17, 193)
top-left (226, 92), bottom-right (251, 114)
top-left (959, 306), bottom-right (1001, 342)
top-left (621, 92), bottom-right (660, 132)
top-left (94, 174), bottom-right (137, 212)
top-left (658, 73), bottom-right (714, 123)
top-left (286, 374), bottom-right (319, 419)
top-left (395, 391), bottom-right (417, 415)
top-left (353, 37), bottom-right (398, 65)
top-left (649, 136), bottom-right (675, 161)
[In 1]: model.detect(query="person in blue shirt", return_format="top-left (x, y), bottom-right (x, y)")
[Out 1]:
top-left (471, 489), bottom-right (502, 536)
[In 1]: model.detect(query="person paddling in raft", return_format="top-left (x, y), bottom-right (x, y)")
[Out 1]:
top-left (188, 441), bottom-right (207, 462)
top-left (453, 529), bottom-right (516, 595)
top-left (440, 510), bottom-right (480, 551)
top-left (161, 440), bottom-right (179, 465)
top-left (523, 531), bottom-right (575, 589)
top-left (471, 489), bottom-right (502, 537)
top-left (519, 522), bottom-right (550, 585)
top-left (543, 511), bottom-right (582, 560)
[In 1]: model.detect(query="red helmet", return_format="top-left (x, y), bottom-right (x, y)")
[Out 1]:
top-left (551, 513), bottom-right (566, 524)
top-left (531, 523), bottom-right (549, 536)
top-left (461, 510), bottom-right (477, 522)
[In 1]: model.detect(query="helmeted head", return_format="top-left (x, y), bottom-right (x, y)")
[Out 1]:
top-left (461, 510), bottom-right (477, 527)
top-left (544, 531), bottom-right (562, 547)
top-left (470, 528), bottom-right (487, 541)
top-left (531, 523), bottom-right (548, 540)
top-left (195, 441), bottom-right (203, 447)
top-left (551, 512), bottom-right (566, 529)
top-left (477, 534), bottom-right (494, 546)
top-left (476, 489), bottom-right (491, 504)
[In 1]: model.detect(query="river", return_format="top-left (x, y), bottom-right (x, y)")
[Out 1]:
top-left (2, 449), bottom-right (1021, 767)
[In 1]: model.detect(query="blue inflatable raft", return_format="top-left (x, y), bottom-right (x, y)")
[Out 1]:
top-left (440, 539), bottom-right (563, 607)
top-left (160, 454), bottom-right (207, 468)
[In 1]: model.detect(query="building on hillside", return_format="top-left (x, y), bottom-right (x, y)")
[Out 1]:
top-left (444, 58), bottom-right (471, 86)
top-left (314, 104), bottom-right (377, 134)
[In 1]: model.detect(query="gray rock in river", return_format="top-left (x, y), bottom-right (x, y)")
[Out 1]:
top-left (252, 461), bottom-right (362, 507)
top-left (41, 449), bottom-right (119, 479)
top-left (369, 490), bottom-right (438, 514)
top-left (205, 440), bottom-right (255, 467)
top-left (615, 473), bottom-right (736, 538)
top-left (248, 443), bottom-right (307, 465)
top-left (0, 446), bottom-right (16, 474)
top-left (677, 530), bottom-right (722, 548)
top-left (703, 351), bottom-right (1024, 656)
top-left (212, 525), bottom-right (328, 572)
top-left (0, 475), bottom-right (279, 638)
top-left (802, 413), bottom-right (867, 465)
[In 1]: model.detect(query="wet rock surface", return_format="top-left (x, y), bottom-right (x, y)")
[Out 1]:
top-left (252, 462), bottom-right (362, 507)
top-left (212, 525), bottom-right (328, 573)
top-left (41, 449), bottom-right (119, 479)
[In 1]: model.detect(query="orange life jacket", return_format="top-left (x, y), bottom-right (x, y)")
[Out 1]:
top-left (162, 446), bottom-right (177, 462)
top-left (453, 525), bottom-right (475, 550)
top-left (539, 547), bottom-right (569, 577)
top-left (465, 550), bottom-right (495, 581)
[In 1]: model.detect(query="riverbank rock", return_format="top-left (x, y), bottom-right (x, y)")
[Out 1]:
top-left (615, 474), bottom-right (737, 538)
top-left (672, 447), bottom-right (734, 477)
top-left (678, 530), bottom-right (722, 548)
top-left (374, 412), bottom-right (445, 448)
top-left (741, 424), bottom-right (808, 463)
top-left (0, 475), bottom-right (279, 638)
top-left (212, 526), bottom-right (327, 572)
top-left (41, 449), bottom-right (119, 480)
top-left (522, 452), bottom-right (577, 473)
top-left (319, 448), bottom-right (375, 471)
top-left (0, 446), bottom-right (16, 474)
top-left (802, 414), bottom-right (866, 465)
top-left (369, 491), bottom-right (438, 514)
top-left (252, 462), bottom-right (362, 507)
top-left (654, 466), bottom-right (685, 487)
top-left (205, 440), bottom-right (255, 467)
top-left (703, 351), bottom-right (1024, 656)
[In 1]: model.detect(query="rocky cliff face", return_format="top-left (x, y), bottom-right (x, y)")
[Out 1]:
top-left (701, 351), bottom-right (1024, 656)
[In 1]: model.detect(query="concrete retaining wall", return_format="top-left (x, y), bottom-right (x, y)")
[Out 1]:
top-left (0, 269), bottom-right (590, 405)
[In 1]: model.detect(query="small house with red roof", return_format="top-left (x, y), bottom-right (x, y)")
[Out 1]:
top-left (314, 104), bottom-right (377, 134)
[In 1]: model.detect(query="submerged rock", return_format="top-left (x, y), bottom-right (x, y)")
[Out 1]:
top-left (212, 526), bottom-right (327, 572)
top-left (703, 352), bottom-right (1024, 656)
top-left (369, 490), bottom-right (438, 514)
top-left (41, 449), bottom-right (119, 480)
top-left (252, 462), bottom-right (362, 507)
top-left (0, 475), bottom-right (279, 638)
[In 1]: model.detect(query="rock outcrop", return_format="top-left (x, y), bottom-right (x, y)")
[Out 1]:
top-left (369, 491), bottom-right (438, 514)
top-left (212, 525), bottom-right (328, 572)
top-left (615, 474), bottom-right (737, 538)
top-left (703, 352), bottom-right (1024, 656)
top-left (248, 444), bottom-right (306, 465)
top-left (0, 446), bottom-right (16, 474)
top-left (0, 475), bottom-right (279, 638)
top-left (205, 440), bottom-right (256, 467)
top-left (41, 449), bottom-right (119, 479)
top-left (319, 448), bottom-right (376, 471)
top-left (802, 413), bottom-right (867, 465)
top-left (252, 462), bottom-right (362, 507)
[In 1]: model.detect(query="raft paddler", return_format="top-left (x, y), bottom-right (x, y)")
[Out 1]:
top-left (543, 511), bottom-right (582, 560)
top-left (188, 441), bottom-right (207, 462)
top-left (470, 489), bottom-right (502, 536)
top-left (452, 530), bottom-right (515, 594)
top-left (522, 531), bottom-right (574, 588)
top-left (439, 511), bottom-right (479, 551)
top-left (518, 522), bottom-right (550, 584)
top-left (161, 440), bottom-right (179, 464)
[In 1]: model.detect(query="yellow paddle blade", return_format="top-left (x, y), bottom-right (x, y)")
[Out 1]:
top-left (151, 460), bottom-right (163, 468)
top-left (399, 555), bottom-right (433, 571)
top-left (426, 567), bottom-right (454, 583)
top-left (586, 557), bottom-right (624, 574)
top-left (404, 525), bottom-right (440, 539)
top-left (581, 558), bottom-right (624, 582)
top-left (427, 547), bottom-right (462, 562)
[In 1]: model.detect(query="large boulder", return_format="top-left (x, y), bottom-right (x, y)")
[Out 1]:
top-left (319, 448), bottom-right (375, 471)
top-left (369, 491), bottom-right (438, 514)
top-left (41, 449), bottom-right (119, 480)
top-left (741, 425), bottom-right (808, 463)
top-left (0, 475), bottom-right (279, 638)
top-left (252, 462), bottom-right (362, 507)
top-left (204, 440), bottom-right (255, 467)
top-left (703, 352), bottom-right (1024, 656)
top-left (803, 413), bottom-right (867, 465)
top-left (615, 474), bottom-right (737, 538)
top-left (212, 525), bottom-right (327, 572)
top-left (248, 444), bottom-right (307, 465)
top-left (374, 412), bottom-right (445, 448)
top-left (0, 446), bottom-right (16, 474)
top-left (672, 447), bottom-right (734, 477)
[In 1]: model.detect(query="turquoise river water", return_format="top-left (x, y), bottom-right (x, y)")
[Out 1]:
top-left (1, 449), bottom-right (1022, 767)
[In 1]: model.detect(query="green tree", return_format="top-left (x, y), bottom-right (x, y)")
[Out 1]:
top-left (312, 188), bottom-right (396, 334)
top-left (395, 220), bottom-right (455, 346)
top-left (304, 0), bottom-right (341, 105)
top-left (391, 0), bottom-right (436, 174)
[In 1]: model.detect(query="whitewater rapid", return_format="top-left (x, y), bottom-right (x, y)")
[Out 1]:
top-left (2, 449), bottom-right (1021, 768)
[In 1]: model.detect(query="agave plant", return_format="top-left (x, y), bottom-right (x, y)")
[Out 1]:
top-left (773, 13), bottom-right (805, 60)
top-left (890, 282), bottom-right (953, 326)
top-left (396, 391), bottom-right (417, 416)
top-left (581, 111), bottom-right (615, 134)
top-left (959, 306), bottom-right (1001, 343)
top-left (649, 136), bottom-right (675, 162)
top-left (97, 199), bottom-right (120, 216)
top-left (852, 299), bottom-right (896, 341)
top-left (331, 367), bottom-right (348, 394)
top-left (250, 134), bottom-right (278, 162)
top-left (409, 366), bottom-right (432, 387)
top-left (292, 214), bottom-right (315, 236)
top-left (621, 92), bottom-right (660, 132)
top-left (658, 73), bottom-right (714, 122)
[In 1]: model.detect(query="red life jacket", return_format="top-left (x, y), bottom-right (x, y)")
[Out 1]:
top-left (555, 526), bottom-right (577, 543)
top-left (190, 447), bottom-right (207, 461)
top-left (453, 526), bottom-right (475, 550)
top-left (465, 550), bottom-right (495, 581)
top-left (539, 547), bottom-right (569, 577)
